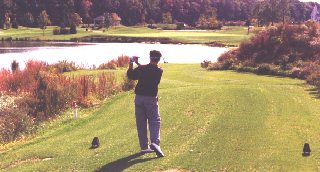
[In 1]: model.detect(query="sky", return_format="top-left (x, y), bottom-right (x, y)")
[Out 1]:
top-left (300, 0), bottom-right (320, 3)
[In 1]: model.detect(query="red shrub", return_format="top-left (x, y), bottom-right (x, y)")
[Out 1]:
top-left (0, 59), bottom-right (124, 143)
top-left (97, 72), bottom-right (117, 99)
top-left (99, 55), bottom-right (130, 69)
top-left (22, 60), bottom-right (48, 92)
top-left (117, 55), bottom-right (130, 68)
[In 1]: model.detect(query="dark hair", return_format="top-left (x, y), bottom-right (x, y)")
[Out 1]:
top-left (150, 50), bottom-right (162, 62)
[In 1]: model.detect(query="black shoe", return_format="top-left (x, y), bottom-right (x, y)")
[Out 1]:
top-left (150, 143), bottom-right (165, 157)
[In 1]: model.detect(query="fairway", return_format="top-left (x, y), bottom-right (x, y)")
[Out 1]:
top-left (0, 26), bottom-right (253, 46)
top-left (1, 64), bottom-right (319, 171)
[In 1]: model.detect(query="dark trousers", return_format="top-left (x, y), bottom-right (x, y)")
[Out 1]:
top-left (134, 94), bottom-right (161, 149)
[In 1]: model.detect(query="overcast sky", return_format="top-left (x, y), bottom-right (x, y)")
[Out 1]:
top-left (300, 0), bottom-right (320, 3)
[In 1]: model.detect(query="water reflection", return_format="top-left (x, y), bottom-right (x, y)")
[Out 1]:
top-left (0, 41), bottom-right (92, 53)
top-left (0, 41), bottom-right (90, 48)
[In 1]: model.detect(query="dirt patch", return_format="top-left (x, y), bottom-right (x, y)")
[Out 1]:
top-left (1, 157), bottom-right (53, 170)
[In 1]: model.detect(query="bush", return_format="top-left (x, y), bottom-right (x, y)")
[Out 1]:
top-left (223, 21), bottom-right (246, 26)
top-left (53, 27), bottom-right (60, 35)
top-left (300, 62), bottom-right (320, 79)
top-left (98, 55), bottom-right (130, 70)
top-left (1, 71), bottom-right (23, 92)
top-left (97, 72), bottom-right (118, 100)
top-left (305, 63), bottom-right (320, 87)
top-left (208, 50), bottom-right (239, 70)
top-left (122, 76), bottom-right (136, 91)
top-left (30, 72), bottom-right (75, 119)
top-left (257, 64), bottom-right (272, 75)
top-left (0, 59), bottom-right (126, 143)
top-left (216, 50), bottom-right (239, 69)
top-left (99, 61), bottom-right (117, 70)
top-left (11, 60), bottom-right (20, 72)
top-left (236, 24), bottom-right (317, 64)
top-left (0, 106), bottom-right (35, 143)
top-left (157, 24), bottom-right (177, 30)
top-left (207, 62), bottom-right (224, 70)
top-left (117, 55), bottom-right (130, 68)
top-left (290, 67), bottom-right (303, 78)
top-left (70, 25), bottom-right (77, 34)
top-left (60, 27), bottom-right (70, 35)
top-left (12, 20), bottom-right (19, 29)
top-left (51, 60), bottom-right (78, 73)
top-left (235, 66), bottom-right (257, 73)
top-left (210, 23), bottom-right (320, 95)
top-left (306, 73), bottom-right (320, 89)
top-left (201, 60), bottom-right (211, 68)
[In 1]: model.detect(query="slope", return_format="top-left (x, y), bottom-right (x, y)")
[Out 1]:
top-left (0, 64), bottom-right (319, 171)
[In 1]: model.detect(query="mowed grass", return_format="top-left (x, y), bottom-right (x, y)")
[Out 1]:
top-left (0, 26), bottom-right (253, 46)
top-left (1, 64), bottom-right (320, 171)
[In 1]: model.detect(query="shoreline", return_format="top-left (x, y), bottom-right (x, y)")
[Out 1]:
top-left (0, 35), bottom-right (237, 48)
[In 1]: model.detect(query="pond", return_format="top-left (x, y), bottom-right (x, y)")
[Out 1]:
top-left (0, 41), bottom-right (229, 69)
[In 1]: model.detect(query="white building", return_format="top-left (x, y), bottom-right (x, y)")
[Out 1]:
top-left (311, 5), bottom-right (320, 22)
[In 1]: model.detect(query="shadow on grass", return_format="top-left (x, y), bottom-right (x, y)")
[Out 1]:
top-left (306, 88), bottom-right (320, 99)
top-left (95, 152), bottom-right (158, 172)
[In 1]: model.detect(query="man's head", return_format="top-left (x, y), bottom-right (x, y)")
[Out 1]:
top-left (150, 50), bottom-right (162, 63)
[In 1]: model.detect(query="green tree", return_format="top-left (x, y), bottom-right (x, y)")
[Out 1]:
top-left (59, 0), bottom-right (75, 27)
top-left (0, 0), bottom-right (14, 29)
top-left (68, 12), bottom-right (82, 34)
top-left (253, 0), bottom-right (291, 26)
top-left (197, 14), bottom-right (207, 28)
top-left (162, 12), bottom-right (172, 24)
top-left (21, 12), bottom-right (35, 27)
top-left (268, 0), bottom-right (279, 26)
top-left (143, 0), bottom-right (161, 24)
top-left (75, 0), bottom-right (93, 24)
top-left (67, 12), bottom-right (82, 27)
top-left (118, 0), bottom-right (144, 26)
top-left (103, 12), bottom-right (112, 29)
top-left (44, 0), bottom-right (61, 25)
top-left (278, 0), bottom-right (291, 24)
top-left (38, 10), bottom-right (51, 36)
top-left (4, 12), bottom-right (11, 29)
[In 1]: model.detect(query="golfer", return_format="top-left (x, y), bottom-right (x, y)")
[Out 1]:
top-left (127, 50), bottom-right (165, 157)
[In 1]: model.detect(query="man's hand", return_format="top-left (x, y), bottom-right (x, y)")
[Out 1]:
top-left (134, 56), bottom-right (139, 64)
top-left (133, 56), bottom-right (141, 66)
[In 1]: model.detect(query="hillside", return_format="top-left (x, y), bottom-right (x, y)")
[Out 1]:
top-left (1, 64), bottom-right (320, 171)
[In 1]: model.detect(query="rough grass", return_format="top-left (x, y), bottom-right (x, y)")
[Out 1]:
top-left (63, 69), bottom-right (127, 85)
top-left (0, 26), bottom-right (253, 46)
top-left (1, 64), bottom-right (319, 171)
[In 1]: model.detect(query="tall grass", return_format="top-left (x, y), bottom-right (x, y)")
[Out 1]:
top-left (98, 55), bottom-right (130, 70)
top-left (0, 57), bottom-right (131, 143)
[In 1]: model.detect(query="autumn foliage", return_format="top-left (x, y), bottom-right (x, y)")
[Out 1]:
top-left (0, 56), bottom-right (132, 143)
top-left (207, 22), bottom-right (320, 92)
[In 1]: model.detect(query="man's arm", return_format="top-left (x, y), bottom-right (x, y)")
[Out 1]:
top-left (127, 61), bottom-right (139, 80)
top-left (157, 69), bottom-right (163, 84)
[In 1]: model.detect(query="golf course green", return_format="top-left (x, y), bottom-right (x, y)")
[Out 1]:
top-left (1, 64), bottom-right (319, 171)
top-left (0, 26), bottom-right (253, 46)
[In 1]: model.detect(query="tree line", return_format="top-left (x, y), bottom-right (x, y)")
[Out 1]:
top-left (0, 0), bottom-right (318, 29)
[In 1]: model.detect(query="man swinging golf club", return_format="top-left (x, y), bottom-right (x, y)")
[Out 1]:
top-left (127, 50), bottom-right (165, 157)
